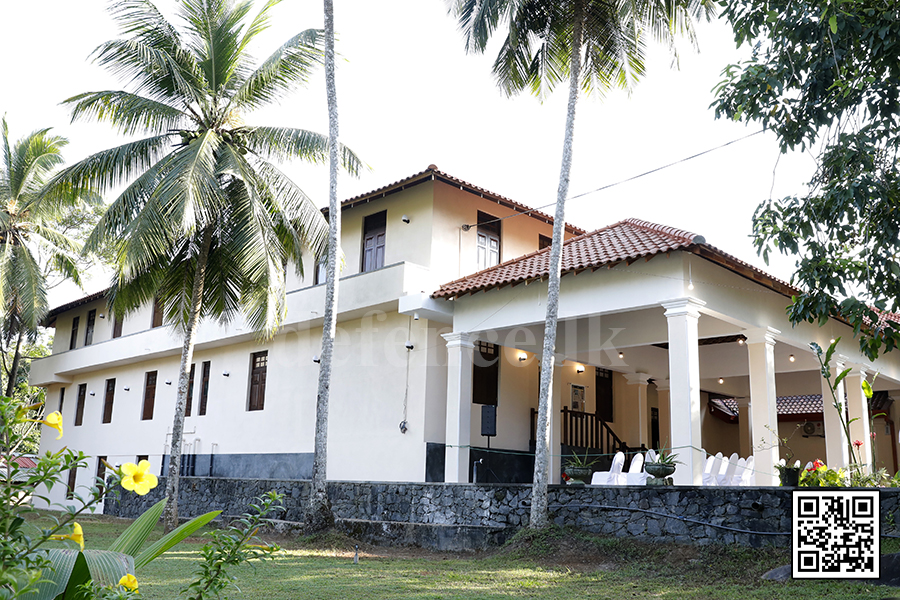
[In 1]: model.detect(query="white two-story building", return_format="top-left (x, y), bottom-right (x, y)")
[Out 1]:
top-left (32, 165), bottom-right (900, 508)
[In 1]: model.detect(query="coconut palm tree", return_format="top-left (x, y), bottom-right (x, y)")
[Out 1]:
top-left (307, 0), bottom-right (341, 532)
top-left (52, 0), bottom-right (362, 531)
top-left (0, 119), bottom-right (94, 398)
top-left (448, 0), bottom-right (715, 528)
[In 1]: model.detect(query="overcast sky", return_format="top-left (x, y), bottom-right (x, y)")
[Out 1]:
top-left (1, 1), bottom-right (816, 304)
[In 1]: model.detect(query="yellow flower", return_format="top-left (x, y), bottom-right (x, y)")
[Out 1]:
top-left (50, 522), bottom-right (84, 551)
top-left (25, 410), bottom-right (63, 439)
top-left (120, 460), bottom-right (158, 495)
top-left (118, 574), bottom-right (138, 592)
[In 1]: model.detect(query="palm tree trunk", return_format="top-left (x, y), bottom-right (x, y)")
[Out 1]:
top-left (307, 0), bottom-right (340, 532)
top-left (4, 330), bottom-right (24, 398)
top-left (163, 229), bottom-right (213, 533)
top-left (530, 0), bottom-right (584, 530)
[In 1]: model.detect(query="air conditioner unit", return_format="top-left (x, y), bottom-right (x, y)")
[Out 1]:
top-left (802, 421), bottom-right (825, 437)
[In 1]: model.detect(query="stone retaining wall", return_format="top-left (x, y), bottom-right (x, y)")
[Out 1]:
top-left (104, 477), bottom-right (900, 549)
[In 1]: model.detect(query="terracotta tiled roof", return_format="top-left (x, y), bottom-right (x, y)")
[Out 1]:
top-left (337, 164), bottom-right (585, 235)
top-left (720, 395), bottom-right (824, 416)
top-left (433, 218), bottom-right (705, 299)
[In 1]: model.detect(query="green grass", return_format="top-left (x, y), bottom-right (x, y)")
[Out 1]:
top-left (31, 513), bottom-right (900, 599)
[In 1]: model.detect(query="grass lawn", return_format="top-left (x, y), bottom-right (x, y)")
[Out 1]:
top-left (34, 512), bottom-right (900, 599)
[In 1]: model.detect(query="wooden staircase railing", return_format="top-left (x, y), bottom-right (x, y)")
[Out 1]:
top-left (530, 407), bottom-right (634, 457)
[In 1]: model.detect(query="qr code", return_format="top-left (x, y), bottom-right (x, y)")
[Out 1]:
top-left (792, 490), bottom-right (879, 579)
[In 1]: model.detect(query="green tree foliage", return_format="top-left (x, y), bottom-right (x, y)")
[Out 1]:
top-left (51, 0), bottom-right (361, 531)
top-left (715, 0), bottom-right (900, 360)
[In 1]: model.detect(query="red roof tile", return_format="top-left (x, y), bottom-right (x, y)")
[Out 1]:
top-left (433, 218), bottom-right (704, 299)
top-left (720, 395), bottom-right (824, 416)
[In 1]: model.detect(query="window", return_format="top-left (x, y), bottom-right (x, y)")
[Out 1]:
top-left (142, 371), bottom-right (157, 420)
top-left (69, 316), bottom-right (80, 350)
top-left (95, 455), bottom-right (107, 495)
top-left (102, 378), bottom-right (115, 424)
top-left (185, 364), bottom-right (195, 417)
top-left (199, 361), bottom-right (211, 416)
top-left (313, 257), bottom-right (327, 285)
top-left (136, 454), bottom-right (148, 464)
top-left (74, 384), bottom-right (86, 426)
top-left (66, 467), bottom-right (78, 500)
top-left (472, 341), bottom-right (499, 406)
top-left (151, 298), bottom-right (164, 328)
top-left (112, 315), bottom-right (124, 339)
top-left (476, 211), bottom-right (501, 270)
top-left (571, 385), bottom-right (585, 412)
top-left (84, 309), bottom-right (96, 346)
top-left (248, 351), bottom-right (268, 411)
top-left (58, 387), bottom-right (65, 413)
top-left (538, 234), bottom-right (552, 250)
top-left (596, 367), bottom-right (613, 422)
top-left (361, 211), bottom-right (386, 272)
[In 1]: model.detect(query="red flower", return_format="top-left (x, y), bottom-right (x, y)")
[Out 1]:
top-left (872, 431), bottom-right (877, 439)
top-left (561, 472), bottom-right (571, 482)
top-left (853, 439), bottom-right (864, 449)
top-left (809, 459), bottom-right (825, 472)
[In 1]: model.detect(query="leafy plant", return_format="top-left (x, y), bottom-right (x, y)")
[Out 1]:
top-left (564, 451), bottom-right (599, 470)
top-left (799, 460), bottom-right (846, 488)
top-left (650, 442), bottom-right (681, 466)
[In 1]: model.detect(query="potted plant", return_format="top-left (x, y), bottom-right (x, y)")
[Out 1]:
top-left (645, 445), bottom-right (680, 485)
top-left (765, 424), bottom-right (803, 486)
top-left (563, 451), bottom-right (598, 485)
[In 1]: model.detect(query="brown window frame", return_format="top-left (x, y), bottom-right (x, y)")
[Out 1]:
top-left (476, 211), bottom-right (501, 270)
top-left (538, 234), bottom-right (552, 250)
top-left (95, 455), bottom-right (107, 496)
top-left (361, 211), bottom-right (387, 272)
top-left (69, 316), bottom-right (80, 351)
top-left (185, 363), bottom-right (195, 417)
top-left (199, 361), bottom-right (211, 415)
top-left (112, 315), bottom-right (124, 339)
top-left (66, 466), bottom-right (78, 499)
top-left (74, 384), bottom-right (87, 426)
top-left (472, 341), bottom-right (499, 406)
top-left (136, 454), bottom-right (149, 464)
top-left (151, 298), bottom-right (164, 328)
top-left (142, 371), bottom-right (157, 421)
top-left (102, 378), bottom-right (115, 424)
top-left (248, 351), bottom-right (268, 411)
top-left (84, 309), bottom-right (96, 346)
top-left (58, 387), bottom-right (65, 413)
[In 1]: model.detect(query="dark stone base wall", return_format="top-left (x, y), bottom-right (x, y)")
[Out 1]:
top-left (104, 478), bottom-right (900, 549)
top-left (160, 453), bottom-right (313, 480)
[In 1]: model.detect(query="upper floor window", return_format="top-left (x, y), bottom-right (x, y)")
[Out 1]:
top-left (185, 363), bottom-right (195, 417)
top-left (69, 316), bottom-right (80, 351)
top-left (84, 310), bottom-right (96, 346)
top-left (248, 351), bottom-right (268, 411)
top-left (142, 371), bottom-right (157, 420)
top-left (199, 361), bottom-right (211, 416)
top-left (102, 378), bottom-right (115, 424)
top-left (58, 387), bottom-right (65, 413)
top-left (477, 211), bottom-right (501, 270)
top-left (361, 211), bottom-right (386, 272)
top-left (313, 257), bottom-right (327, 286)
top-left (151, 298), bottom-right (164, 328)
top-left (112, 315), bottom-right (124, 339)
top-left (538, 234), bottom-right (552, 251)
top-left (74, 383), bottom-right (87, 426)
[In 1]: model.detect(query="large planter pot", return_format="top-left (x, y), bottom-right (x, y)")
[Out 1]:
top-left (645, 462), bottom-right (676, 479)
top-left (564, 466), bottom-right (592, 485)
top-left (779, 466), bottom-right (802, 487)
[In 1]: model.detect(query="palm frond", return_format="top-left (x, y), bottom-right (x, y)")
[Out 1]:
top-left (7, 244), bottom-right (48, 332)
top-left (66, 91), bottom-right (189, 136)
top-left (242, 126), bottom-right (363, 175)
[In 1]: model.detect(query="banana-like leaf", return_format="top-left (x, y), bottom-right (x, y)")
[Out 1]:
top-left (62, 552), bottom-right (90, 600)
top-left (134, 510), bottom-right (221, 569)
top-left (32, 549), bottom-right (78, 600)
top-left (107, 498), bottom-right (166, 556)
top-left (83, 549), bottom-right (134, 586)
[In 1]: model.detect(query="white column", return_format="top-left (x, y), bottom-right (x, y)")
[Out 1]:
top-left (662, 298), bottom-right (706, 485)
top-left (822, 359), bottom-right (849, 470)
top-left (846, 366), bottom-right (872, 473)
top-left (442, 332), bottom-right (474, 483)
top-left (735, 397), bottom-right (752, 458)
top-left (625, 372), bottom-right (652, 447)
top-left (745, 327), bottom-right (781, 486)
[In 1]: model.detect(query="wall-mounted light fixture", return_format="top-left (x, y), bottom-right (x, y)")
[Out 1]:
top-left (518, 353), bottom-right (527, 362)
top-left (123, 386), bottom-right (130, 391)
top-left (89, 391), bottom-right (96, 396)
top-left (405, 341), bottom-right (414, 350)
top-left (98, 314), bottom-right (105, 319)
top-left (789, 354), bottom-right (796, 362)
top-left (830, 338), bottom-right (836, 344)
top-left (738, 338), bottom-right (745, 345)
top-left (718, 378), bottom-right (724, 385)
top-left (401, 214), bottom-right (410, 224)
top-left (576, 364), bottom-right (585, 374)
top-left (618, 352), bottom-right (624, 359)
top-left (222, 371), bottom-right (230, 377)
top-left (165, 380), bottom-right (172, 385)
top-left (312, 355), bottom-right (320, 364)
top-left (413, 312), bottom-right (420, 321)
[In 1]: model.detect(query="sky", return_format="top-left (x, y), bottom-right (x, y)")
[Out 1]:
top-left (0, 0), bottom-right (817, 305)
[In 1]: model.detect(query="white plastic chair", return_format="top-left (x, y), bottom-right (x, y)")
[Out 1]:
top-left (645, 449), bottom-right (658, 464)
top-left (590, 452), bottom-right (625, 485)
top-left (625, 452), bottom-right (648, 485)
top-left (702, 453), bottom-right (723, 486)
top-left (717, 452), bottom-right (739, 486)
top-left (740, 456), bottom-right (756, 486)
top-left (730, 457), bottom-right (747, 486)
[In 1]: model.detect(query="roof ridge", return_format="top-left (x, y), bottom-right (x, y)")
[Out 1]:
top-left (622, 217), bottom-right (704, 244)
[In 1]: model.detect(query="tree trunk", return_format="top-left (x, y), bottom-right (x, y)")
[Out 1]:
top-left (530, 0), bottom-right (584, 530)
top-left (307, 0), bottom-right (340, 532)
top-left (4, 330), bottom-right (24, 398)
top-left (163, 229), bottom-right (213, 533)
